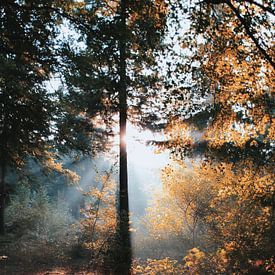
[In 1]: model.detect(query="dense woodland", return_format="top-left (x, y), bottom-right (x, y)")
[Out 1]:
top-left (0, 0), bottom-right (274, 274)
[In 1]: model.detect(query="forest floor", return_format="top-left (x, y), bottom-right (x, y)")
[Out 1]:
top-left (0, 233), bottom-right (108, 274)
top-left (0, 259), bottom-right (111, 275)
top-left (1, 266), bottom-right (82, 274)
top-left (0, 259), bottom-right (102, 275)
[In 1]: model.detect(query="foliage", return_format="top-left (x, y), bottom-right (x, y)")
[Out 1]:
top-left (0, 0), bottom-right (97, 234)
top-left (182, 247), bottom-right (228, 274)
top-left (201, 161), bottom-right (274, 273)
top-left (142, 163), bottom-right (211, 260)
top-left (191, 0), bottom-right (274, 67)
top-left (6, 183), bottom-right (75, 243)
top-left (60, 0), bottom-right (168, 133)
top-left (151, 1), bottom-right (274, 273)
top-left (146, 158), bottom-right (274, 273)
top-left (79, 169), bottom-right (117, 267)
top-left (132, 257), bottom-right (183, 274)
top-left (165, 0), bottom-right (274, 161)
top-left (0, 0), bottom-right (60, 167)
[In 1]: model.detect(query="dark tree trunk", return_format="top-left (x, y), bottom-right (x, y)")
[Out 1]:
top-left (0, 160), bottom-right (6, 235)
top-left (117, 0), bottom-right (131, 273)
top-left (0, 103), bottom-right (7, 235)
top-left (271, 194), bottom-right (275, 252)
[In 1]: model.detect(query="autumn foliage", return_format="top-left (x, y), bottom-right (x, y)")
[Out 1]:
top-left (0, 0), bottom-right (274, 274)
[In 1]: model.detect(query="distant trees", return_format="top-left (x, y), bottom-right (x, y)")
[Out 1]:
top-left (6, 183), bottom-right (74, 242)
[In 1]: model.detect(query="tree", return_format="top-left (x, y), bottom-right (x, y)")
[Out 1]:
top-left (162, 0), bottom-right (274, 164)
top-left (161, 0), bottom-right (274, 138)
top-left (153, 0), bottom-right (274, 272)
top-left (197, 0), bottom-right (275, 68)
top-left (0, 0), bottom-right (59, 234)
top-left (0, 0), bottom-right (88, 235)
top-left (61, 0), bottom-right (168, 272)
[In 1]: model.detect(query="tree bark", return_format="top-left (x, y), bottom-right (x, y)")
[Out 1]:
top-left (117, 0), bottom-right (131, 273)
top-left (0, 94), bottom-right (7, 235)
top-left (0, 160), bottom-right (6, 235)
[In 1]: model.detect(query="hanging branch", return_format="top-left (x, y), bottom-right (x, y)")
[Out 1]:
top-left (243, 0), bottom-right (275, 16)
top-left (225, 0), bottom-right (275, 69)
top-left (200, 0), bottom-right (275, 68)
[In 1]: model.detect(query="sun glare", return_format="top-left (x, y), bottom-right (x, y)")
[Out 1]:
top-left (125, 124), bottom-right (168, 168)
top-left (110, 123), bottom-right (170, 172)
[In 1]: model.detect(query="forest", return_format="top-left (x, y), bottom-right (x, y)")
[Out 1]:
top-left (0, 0), bottom-right (274, 274)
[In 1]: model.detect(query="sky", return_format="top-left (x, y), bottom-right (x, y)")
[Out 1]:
top-left (126, 125), bottom-right (170, 211)
top-left (110, 123), bottom-right (171, 215)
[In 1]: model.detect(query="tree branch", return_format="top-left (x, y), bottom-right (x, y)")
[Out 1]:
top-left (201, 0), bottom-right (275, 68)
top-left (6, 2), bottom-right (91, 31)
top-left (243, 0), bottom-right (275, 16)
top-left (202, 0), bottom-right (275, 16)
top-left (225, 0), bottom-right (275, 69)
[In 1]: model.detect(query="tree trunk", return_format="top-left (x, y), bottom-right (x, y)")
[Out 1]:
top-left (117, 0), bottom-right (131, 273)
top-left (0, 160), bottom-right (6, 235)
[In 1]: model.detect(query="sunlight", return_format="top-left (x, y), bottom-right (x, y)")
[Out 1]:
top-left (125, 124), bottom-right (169, 169)
top-left (110, 123), bottom-right (170, 232)
top-left (125, 124), bottom-right (170, 211)
top-left (112, 122), bottom-right (169, 168)
top-left (3, 0), bottom-right (273, 272)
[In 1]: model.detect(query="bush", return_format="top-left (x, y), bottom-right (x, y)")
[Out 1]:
top-left (6, 185), bottom-right (75, 241)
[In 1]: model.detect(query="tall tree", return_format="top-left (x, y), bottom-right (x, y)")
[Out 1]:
top-left (61, 0), bottom-right (167, 272)
top-left (0, 0), bottom-right (85, 234)
top-left (118, 0), bottom-right (131, 272)
top-left (0, 1), bottom-right (57, 234)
